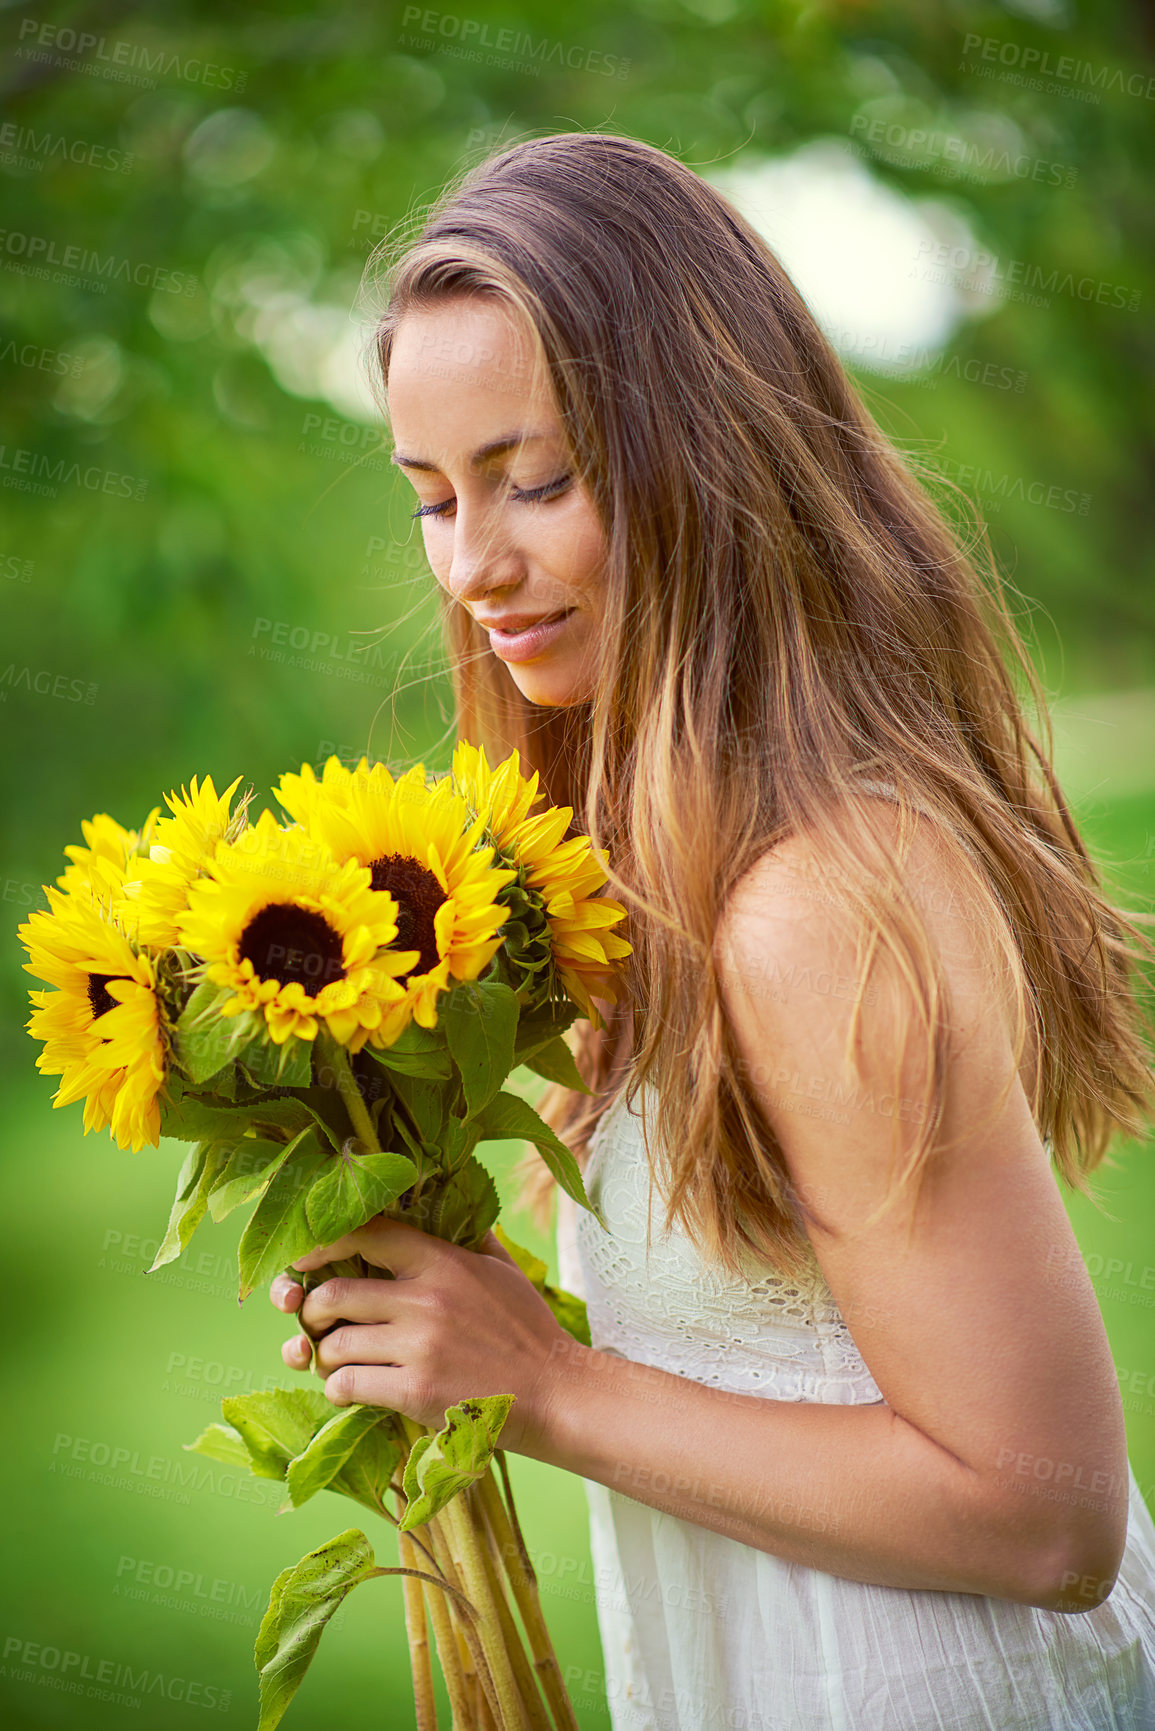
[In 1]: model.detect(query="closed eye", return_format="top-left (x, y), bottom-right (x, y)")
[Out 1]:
top-left (409, 472), bottom-right (573, 520)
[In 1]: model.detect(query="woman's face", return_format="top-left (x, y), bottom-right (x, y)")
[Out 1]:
top-left (385, 296), bottom-right (608, 708)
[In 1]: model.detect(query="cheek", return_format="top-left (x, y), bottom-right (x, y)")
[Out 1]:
top-left (420, 527), bottom-right (451, 587)
top-left (549, 505), bottom-right (607, 592)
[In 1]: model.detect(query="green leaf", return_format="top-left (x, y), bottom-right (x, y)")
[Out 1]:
top-left (238, 1032), bottom-right (313, 1089)
top-left (363, 1019), bottom-right (453, 1079)
top-left (149, 1139), bottom-right (233, 1272)
top-left (304, 1149), bottom-right (418, 1245)
top-left (330, 1422), bottom-right (404, 1516)
top-left (193, 1062), bottom-right (238, 1100)
top-left (246, 1096), bottom-right (320, 1138)
top-left (442, 978), bottom-right (519, 1116)
top-left (295, 1086), bottom-right (354, 1153)
top-left (283, 1406), bottom-right (392, 1511)
top-left (492, 1225), bottom-right (591, 1346)
top-left (220, 1388), bottom-right (336, 1481)
top-left (174, 977), bottom-right (254, 1085)
top-left (399, 1395), bottom-right (515, 1531)
top-left (492, 1222), bottom-right (548, 1286)
top-left (255, 1529), bottom-right (375, 1731)
top-left (402, 1154), bottom-right (499, 1248)
top-left (512, 997), bottom-right (579, 1068)
top-left (174, 1137), bottom-right (207, 1205)
top-left (183, 1422), bottom-right (252, 1472)
top-left (386, 1069), bottom-right (446, 1149)
top-left (541, 1284), bottom-right (590, 1347)
top-left (388, 1112), bottom-right (425, 1167)
top-left (207, 1132), bottom-right (306, 1225)
top-left (522, 1033), bottom-right (591, 1092)
top-left (160, 1090), bottom-right (254, 1144)
top-left (475, 1090), bottom-right (605, 1226)
top-left (237, 1136), bottom-right (330, 1301)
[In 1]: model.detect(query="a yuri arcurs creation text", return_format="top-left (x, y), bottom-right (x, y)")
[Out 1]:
top-left (19, 742), bottom-right (631, 1731)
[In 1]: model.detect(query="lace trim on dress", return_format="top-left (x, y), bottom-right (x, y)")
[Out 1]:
top-left (574, 1084), bottom-right (885, 1405)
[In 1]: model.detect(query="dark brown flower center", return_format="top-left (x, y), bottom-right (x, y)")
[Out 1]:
top-left (238, 903), bottom-right (346, 993)
top-left (87, 973), bottom-right (123, 1021)
top-left (369, 855), bottom-right (445, 981)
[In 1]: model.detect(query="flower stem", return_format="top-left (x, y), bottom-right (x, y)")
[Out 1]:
top-left (440, 1484), bottom-right (535, 1731)
top-left (398, 1421), bottom-right (498, 1724)
top-left (424, 1507), bottom-right (488, 1725)
top-left (467, 1479), bottom-right (552, 1731)
top-left (480, 1460), bottom-right (581, 1731)
top-left (320, 1032), bottom-right (380, 1152)
top-left (415, 1520), bottom-right (477, 1729)
top-left (399, 1416), bottom-right (532, 1731)
top-left (395, 1488), bottom-right (440, 1730)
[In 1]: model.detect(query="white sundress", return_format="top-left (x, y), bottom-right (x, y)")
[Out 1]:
top-left (555, 1080), bottom-right (1155, 1731)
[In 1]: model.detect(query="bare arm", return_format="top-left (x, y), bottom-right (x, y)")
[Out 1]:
top-left (524, 813), bottom-right (1129, 1614)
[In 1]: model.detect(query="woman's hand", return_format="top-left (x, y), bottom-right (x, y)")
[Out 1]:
top-left (268, 1215), bottom-right (573, 1453)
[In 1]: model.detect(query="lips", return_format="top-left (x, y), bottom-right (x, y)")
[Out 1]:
top-left (483, 610), bottom-right (571, 633)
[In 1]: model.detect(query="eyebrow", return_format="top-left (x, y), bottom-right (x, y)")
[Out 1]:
top-left (389, 430), bottom-right (555, 472)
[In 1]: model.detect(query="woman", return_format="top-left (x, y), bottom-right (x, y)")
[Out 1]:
top-left (271, 132), bottom-right (1155, 1728)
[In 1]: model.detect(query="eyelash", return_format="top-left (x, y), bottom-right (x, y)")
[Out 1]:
top-left (409, 473), bottom-right (573, 520)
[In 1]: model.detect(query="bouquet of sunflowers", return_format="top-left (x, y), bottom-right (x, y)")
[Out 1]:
top-left (19, 742), bottom-right (630, 1731)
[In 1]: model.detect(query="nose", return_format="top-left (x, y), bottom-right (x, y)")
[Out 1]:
top-left (442, 497), bottom-right (522, 612)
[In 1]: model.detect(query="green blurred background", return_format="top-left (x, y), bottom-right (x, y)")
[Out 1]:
top-left (3, 0), bottom-right (1155, 1725)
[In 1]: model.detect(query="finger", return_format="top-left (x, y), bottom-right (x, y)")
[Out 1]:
top-left (270, 1273), bottom-right (304, 1312)
top-left (479, 1229), bottom-right (520, 1269)
top-left (293, 1215), bottom-right (445, 1281)
top-left (281, 1333), bottom-right (313, 1371)
top-left (291, 1235), bottom-right (359, 1274)
top-left (313, 1322), bottom-right (395, 1377)
top-left (323, 1363), bottom-right (408, 1410)
top-left (300, 1277), bottom-right (397, 1339)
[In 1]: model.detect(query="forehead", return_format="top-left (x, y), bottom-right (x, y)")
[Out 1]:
top-left (386, 297), bottom-right (558, 445)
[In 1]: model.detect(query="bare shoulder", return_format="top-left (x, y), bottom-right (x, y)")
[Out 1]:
top-left (711, 794), bottom-right (1128, 1589)
top-left (714, 796), bottom-right (1010, 1067)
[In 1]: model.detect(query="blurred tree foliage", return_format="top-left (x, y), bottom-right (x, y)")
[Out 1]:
top-left (2, 0), bottom-right (1153, 1050)
top-left (3, 12), bottom-right (1154, 1728)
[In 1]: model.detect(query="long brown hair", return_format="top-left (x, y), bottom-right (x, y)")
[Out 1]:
top-left (364, 130), bottom-right (1155, 1281)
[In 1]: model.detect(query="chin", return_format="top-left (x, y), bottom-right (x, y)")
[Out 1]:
top-left (506, 667), bottom-right (584, 708)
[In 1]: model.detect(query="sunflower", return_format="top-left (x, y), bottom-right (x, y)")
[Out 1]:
top-left (175, 807), bottom-right (420, 1050)
top-left (449, 740), bottom-right (632, 1025)
top-left (124, 773), bottom-right (246, 949)
top-left (19, 887), bottom-right (168, 1151)
top-left (269, 755), bottom-right (373, 831)
top-left (57, 810), bottom-right (161, 934)
top-left (274, 756), bottom-right (518, 1047)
